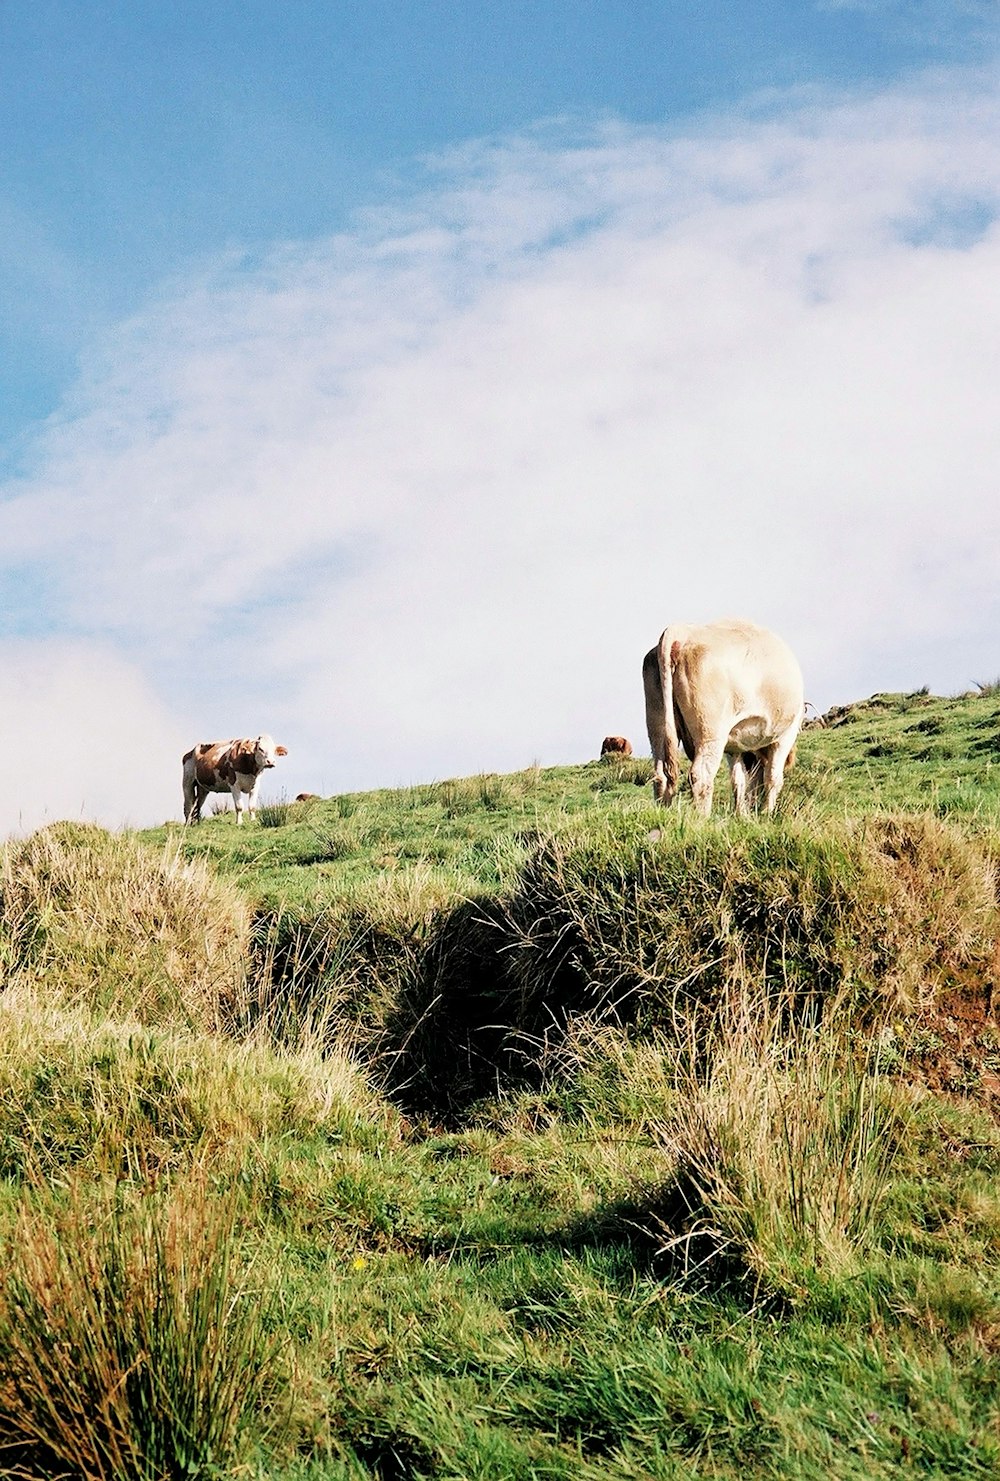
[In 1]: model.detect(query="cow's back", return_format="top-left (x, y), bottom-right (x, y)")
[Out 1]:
top-left (671, 620), bottom-right (803, 749)
top-left (185, 740), bottom-right (234, 788)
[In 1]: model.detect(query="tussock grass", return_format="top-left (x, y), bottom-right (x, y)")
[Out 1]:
top-left (0, 1176), bottom-right (278, 1481)
top-left (0, 986), bottom-right (395, 1182)
top-left (658, 1006), bottom-right (912, 1294)
top-left (239, 864), bottom-right (463, 1062)
top-left (257, 796), bottom-right (296, 828)
top-left (0, 823), bottom-right (250, 1029)
top-left (331, 810), bottom-right (997, 1116)
top-left (591, 754), bottom-right (653, 790)
top-left (503, 808), bottom-right (995, 1018)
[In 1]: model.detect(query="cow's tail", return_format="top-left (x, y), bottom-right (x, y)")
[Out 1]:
top-left (643, 628), bottom-right (683, 805)
top-left (181, 747), bottom-right (198, 824)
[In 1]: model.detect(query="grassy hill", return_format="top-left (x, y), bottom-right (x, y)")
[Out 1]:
top-left (0, 688), bottom-right (998, 1478)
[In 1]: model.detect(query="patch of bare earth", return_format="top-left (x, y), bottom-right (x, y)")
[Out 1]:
top-left (904, 970), bottom-right (1000, 1107)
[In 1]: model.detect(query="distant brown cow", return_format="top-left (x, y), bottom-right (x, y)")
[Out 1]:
top-left (182, 734), bottom-right (288, 825)
top-left (643, 618), bottom-right (803, 816)
top-left (600, 735), bottom-right (633, 757)
top-left (295, 792), bottom-right (319, 803)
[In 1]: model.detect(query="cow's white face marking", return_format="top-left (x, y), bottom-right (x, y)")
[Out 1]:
top-left (253, 734), bottom-right (280, 769)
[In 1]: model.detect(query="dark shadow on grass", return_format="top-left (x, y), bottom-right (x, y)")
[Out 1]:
top-left (416, 1176), bottom-right (781, 1310)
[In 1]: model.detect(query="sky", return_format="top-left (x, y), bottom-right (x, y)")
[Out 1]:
top-left (1, 2), bottom-right (999, 834)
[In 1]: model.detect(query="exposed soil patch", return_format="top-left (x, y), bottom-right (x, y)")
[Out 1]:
top-left (903, 977), bottom-right (1000, 1106)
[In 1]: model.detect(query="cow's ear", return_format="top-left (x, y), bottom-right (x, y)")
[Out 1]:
top-left (276, 746), bottom-right (288, 756)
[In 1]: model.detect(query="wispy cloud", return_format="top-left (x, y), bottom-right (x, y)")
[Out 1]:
top-left (816, 0), bottom-right (1000, 46)
top-left (1, 66), bottom-right (999, 832)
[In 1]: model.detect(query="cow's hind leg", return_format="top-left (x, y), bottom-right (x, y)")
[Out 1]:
top-left (727, 753), bottom-right (752, 817)
top-left (689, 741), bottom-right (725, 817)
top-left (184, 777), bottom-right (205, 824)
top-left (183, 768), bottom-right (196, 824)
top-left (761, 731), bottom-right (797, 814)
top-left (644, 647), bottom-right (679, 807)
top-left (651, 758), bottom-right (675, 806)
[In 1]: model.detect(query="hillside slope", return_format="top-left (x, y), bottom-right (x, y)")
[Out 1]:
top-left (0, 688), bottom-right (997, 1478)
top-left (147, 686), bottom-right (1000, 908)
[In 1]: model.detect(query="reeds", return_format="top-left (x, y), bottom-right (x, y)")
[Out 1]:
top-left (0, 1177), bottom-right (278, 1480)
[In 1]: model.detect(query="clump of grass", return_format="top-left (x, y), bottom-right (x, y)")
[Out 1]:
top-left (591, 756), bottom-right (652, 791)
top-left (658, 1008), bottom-right (911, 1293)
top-left (434, 775), bottom-right (511, 817)
top-left (0, 1176), bottom-right (279, 1480)
top-left (0, 824), bottom-right (251, 1029)
top-left (241, 866), bottom-right (466, 1065)
top-left (496, 810), bottom-right (998, 1032)
top-left (298, 807), bottom-right (396, 865)
top-left (0, 985), bottom-right (394, 1182)
top-left (306, 824), bottom-right (359, 862)
top-left (257, 796), bottom-right (295, 828)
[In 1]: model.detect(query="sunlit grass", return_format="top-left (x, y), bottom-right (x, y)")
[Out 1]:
top-left (0, 690), bottom-right (998, 1474)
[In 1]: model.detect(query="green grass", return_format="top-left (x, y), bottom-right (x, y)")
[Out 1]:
top-left (142, 690), bottom-right (1000, 915)
top-left (0, 689), bottom-right (999, 1476)
top-left (143, 762), bottom-right (657, 909)
top-left (793, 688), bottom-right (1000, 821)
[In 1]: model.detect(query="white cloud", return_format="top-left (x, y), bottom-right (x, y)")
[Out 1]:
top-left (0, 641), bottom-right (189, 837)
top-left (2, 67), bottom-right (1000, 824)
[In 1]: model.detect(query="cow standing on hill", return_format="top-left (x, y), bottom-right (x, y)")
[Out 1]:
top-left (182, 735), bottom-right (288, 824)
top-left (643, 619), bottom-right (803, 816)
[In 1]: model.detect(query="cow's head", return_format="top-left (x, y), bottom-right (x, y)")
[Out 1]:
top-left (253, 735), bottom-right (288, 769)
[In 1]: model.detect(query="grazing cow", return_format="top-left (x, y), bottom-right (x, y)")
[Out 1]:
top-left (182, 735), bottom-right (288, 825)
top-left (600, 735), bottom-right (633, 758)
top-left (642, 619), bottom-right (803, 816)
top-left (295, 792), bottom-right (319, 803)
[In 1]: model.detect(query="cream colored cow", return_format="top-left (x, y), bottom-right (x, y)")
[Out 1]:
top-left (642, 619), bottom-right (804, 816)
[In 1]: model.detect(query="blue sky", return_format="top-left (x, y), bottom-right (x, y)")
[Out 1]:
top-left (4, 1), bottom-right (993, 446)
top-left (1, 3), bottom-right (999, 830)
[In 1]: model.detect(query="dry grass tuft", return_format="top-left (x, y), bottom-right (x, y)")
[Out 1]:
top-left (658, 1004), bottom-right (913, 1292)
top-left (0, 1175), bottom-right (279, 1480)
top-left (0, 986), bottom-right (395, 1182)
top-left (0, 823), bottom-right (252, 1029)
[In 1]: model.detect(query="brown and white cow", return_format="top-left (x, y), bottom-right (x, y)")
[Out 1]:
top-left (600, 735), bottom-right (633, 758)
top-left (642, 619), bottom-right (803, 817)
top-left (182, 735), bottom-right (288, 824)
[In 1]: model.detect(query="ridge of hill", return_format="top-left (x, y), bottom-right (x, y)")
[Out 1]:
top-left (142, 685), bottom-right (1000, 911)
